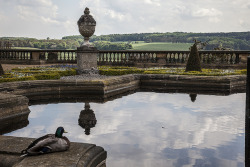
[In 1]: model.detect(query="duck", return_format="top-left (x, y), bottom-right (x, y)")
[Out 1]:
top-left (21, 127), bottom-right (70, 157)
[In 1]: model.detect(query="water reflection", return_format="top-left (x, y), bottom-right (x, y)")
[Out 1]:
top-left (189, 94), bottom-right (197, 102)
top-left (4, 92), bottom-right (245, 167)
top-left (78, 102), bottom-right (97, 135)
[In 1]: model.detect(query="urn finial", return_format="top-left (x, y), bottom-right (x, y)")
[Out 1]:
top-left (77, 7), bottom-right (96, 47)
top-left (84, 7), bottom-right (90, 15)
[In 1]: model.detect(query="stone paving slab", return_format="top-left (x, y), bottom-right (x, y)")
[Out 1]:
top-left (0, 136), bottom-right (106, 167)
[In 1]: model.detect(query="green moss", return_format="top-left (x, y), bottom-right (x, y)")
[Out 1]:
top-left (0, 76), bottom-right (35, 83)
top-left (0, 67), bottom-right (77, 83)
top-left (34, 73), bottom-right (61, 80)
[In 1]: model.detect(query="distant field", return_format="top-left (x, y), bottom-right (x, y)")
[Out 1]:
top-left (131, 42), bottom-right (192, 51)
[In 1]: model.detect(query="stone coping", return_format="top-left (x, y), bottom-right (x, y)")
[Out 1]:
top-left (0, 136), bottom-right (106, 167)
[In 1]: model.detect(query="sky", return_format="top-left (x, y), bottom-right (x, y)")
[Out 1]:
top-left (0, 0), bottom-right (249, 39)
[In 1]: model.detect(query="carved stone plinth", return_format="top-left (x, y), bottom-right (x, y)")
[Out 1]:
top-left (76, 7), bottom-right (98, 74)
top-left (76, 47), bottom-right (99, 74)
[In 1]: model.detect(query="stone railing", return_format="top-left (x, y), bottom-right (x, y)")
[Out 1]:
top-left (98, 50), bottom-right (250, 68)
top-left (1, 49), bottom-right (249, 68)
top-left (0, 49), bottom-right (76, 65)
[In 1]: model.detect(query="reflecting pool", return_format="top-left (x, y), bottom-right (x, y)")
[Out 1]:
top-left (5, 92), bottom-right (245, 167)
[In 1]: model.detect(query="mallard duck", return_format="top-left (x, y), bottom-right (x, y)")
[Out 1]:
top-left (21, 127), bottom-right (70, 157)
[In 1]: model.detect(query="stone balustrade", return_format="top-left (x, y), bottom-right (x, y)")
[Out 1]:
top-left (0, 49), bottom-right (250, 68)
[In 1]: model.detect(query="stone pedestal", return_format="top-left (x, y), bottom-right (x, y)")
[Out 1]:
top-left (77, 46), bottom-right (99, 74)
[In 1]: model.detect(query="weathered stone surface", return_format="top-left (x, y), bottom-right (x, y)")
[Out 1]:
top-left (0, 93), bottom-right (30, 118)
top-left (0, 136), bottom-right (106, 167)
top-left (77, 51), bottom-right (99, 74)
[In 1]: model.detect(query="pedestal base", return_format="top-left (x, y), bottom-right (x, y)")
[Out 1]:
top-left (77, 46), bottom-right (99, 75)
top-left (77, 68), bottom-right (99, 75)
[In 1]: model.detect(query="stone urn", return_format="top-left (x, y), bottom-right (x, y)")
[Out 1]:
top-left (77, 7), bottom-right (96, 47)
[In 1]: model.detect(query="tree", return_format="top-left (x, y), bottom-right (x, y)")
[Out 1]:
top-left (185, 40), bottom-right (202, 72)
top-left (0, 64), bottom-right (4, 76)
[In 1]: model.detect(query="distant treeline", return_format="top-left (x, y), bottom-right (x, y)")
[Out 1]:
top-left (0, 37), bottom-right (83, 49)
top-left (93, 41), bottom-right (132, 50)
top-left (0, 36), bottom-right (131, 50)
top-left (64, 32), bottom-right (250, 50)
top-left (1, 32), bottom-right (250, 50)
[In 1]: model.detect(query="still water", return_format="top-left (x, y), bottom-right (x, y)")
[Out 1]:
top-left (5, 92), bottom-right (245, 167)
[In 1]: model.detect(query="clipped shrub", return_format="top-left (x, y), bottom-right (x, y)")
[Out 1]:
top-left (0, 64), bottom-right (4, 76)
top-left (185, 42), bottom-right (202, 72)
top-left (34, 72), bottom-right (60, 80)
top-left (99, 68), bottom-right (144, 76)
top-left (57, 69), bottom-right (77, 76)
top-left (0, 76), bottom-right (35, 83)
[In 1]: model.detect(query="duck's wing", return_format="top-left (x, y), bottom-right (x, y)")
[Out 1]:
top-left (22, 134), bottom-right (58, 155)
top-left (26, 134), bottom-right (54, 150)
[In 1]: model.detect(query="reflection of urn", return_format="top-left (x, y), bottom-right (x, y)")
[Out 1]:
top-left (78, 102), bottom-right (97, 135)
top-left (77, 7), bottom-right (96, 46)
top-left (189, 94), bottom-right (197, 102)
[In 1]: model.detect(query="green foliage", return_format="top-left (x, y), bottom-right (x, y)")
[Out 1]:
top-left (0, 64), bottom-right (4, 76)
top-left (2, 31), bottom-right (250, 50)
top-left (98, 66), bottom-right (246, 76)
top-left (93, 41), bottom-right (132, 50)
top-left (0, 76), bottom-right (35, 83)
top-left (99, 66), bottom-right (144, 75)
top-left (185, 43), bottom-right (202, 72)
top-left (0, 37), bottom-right (83, 50)
top-left (0, 67), bottom-right (76, 83)
top-left (33, 73), bottom-right (61, 80)
top-left (74, 32), bottom-right (250, 50)
top-left (131, 42), bottom-right (192, 51)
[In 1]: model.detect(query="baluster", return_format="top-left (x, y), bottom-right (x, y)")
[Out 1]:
top-left (166, 53), bottom-right (169, 63)
top-left (62, 52), bottom-right (64, 61)
top-left (230, 53), bottom-right (233, 64)
top-left (103, 53), bottom-right (106, 62)
top-left (74, 52), bottom-right (76, 61)
top-left (235, 53), bottom-right (240, 64)
top-left (106, 53), bottom-right (109, 62)
top-left (149, 53), bottom-right (152, 62)
top-left (181, 53), bottom-right (184, 63)
top-left (118, 53), bottom-right (121, 63)
top-left (101, 52), bottom-right (103, 63)
top-left (176, 53), bottom-right (180, 63)
top-left (170, 53), bottom-right (174, 63)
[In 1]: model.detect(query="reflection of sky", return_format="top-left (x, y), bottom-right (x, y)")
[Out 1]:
top-left (5, 92), bottom-right (245, 167)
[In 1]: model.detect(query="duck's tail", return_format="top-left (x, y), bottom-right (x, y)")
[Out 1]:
top-left (20, 149), bottom-right (28, 157)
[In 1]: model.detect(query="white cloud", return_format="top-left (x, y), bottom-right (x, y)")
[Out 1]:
top-left (0, 0), bottom-right (250, 38)
top-left (192, 8), bottom-right (222, 18)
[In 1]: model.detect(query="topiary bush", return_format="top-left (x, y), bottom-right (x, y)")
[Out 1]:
top-left (185, 41), bottom-right (202, 72)
top-left (33, 72), bottom-right (61, 80)
top-left (0, 64), bottom-right (4, 76)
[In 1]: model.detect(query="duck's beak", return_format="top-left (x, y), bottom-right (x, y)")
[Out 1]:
top-left (64, 131), bottom-right (68, 133)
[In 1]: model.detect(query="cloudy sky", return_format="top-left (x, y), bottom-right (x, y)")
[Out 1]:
top-left (0, 0), bottom-right (249, 39)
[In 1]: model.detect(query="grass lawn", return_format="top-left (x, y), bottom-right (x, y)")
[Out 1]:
top-left (131, 42), bottom-right (192, 51)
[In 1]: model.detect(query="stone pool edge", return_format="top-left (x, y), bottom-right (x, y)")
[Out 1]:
top-left (0, 74), bottom-right (246, 166)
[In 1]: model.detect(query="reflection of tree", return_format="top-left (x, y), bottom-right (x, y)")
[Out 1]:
top-left (78, 102), bottom-right (97, 135)
top-left (189, 94), bottom-right (197, 102)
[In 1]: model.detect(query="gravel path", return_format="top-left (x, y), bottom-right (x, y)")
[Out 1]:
top-left (60, 74), bottom-right (115, 80)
